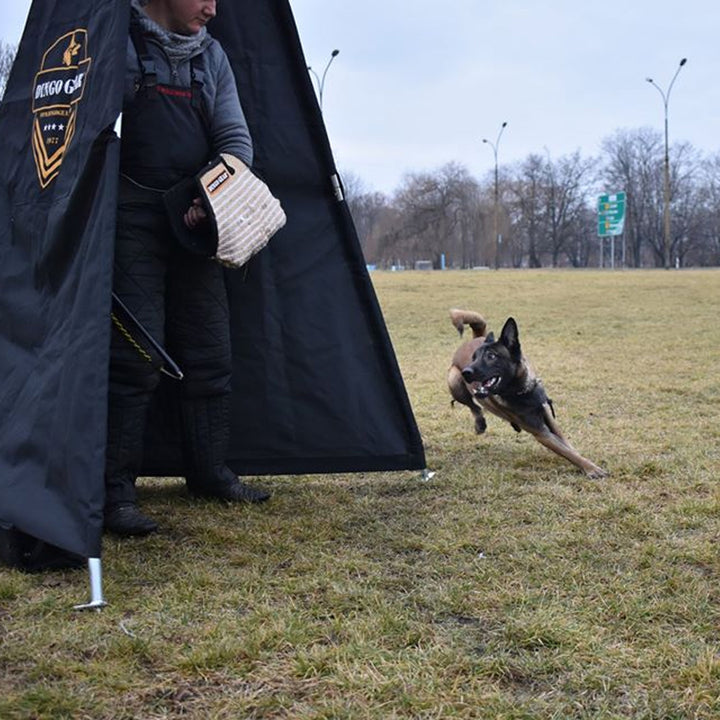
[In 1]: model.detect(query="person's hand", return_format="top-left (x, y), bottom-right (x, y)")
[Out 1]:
top-left (184, 197), bottom-right (208, 229)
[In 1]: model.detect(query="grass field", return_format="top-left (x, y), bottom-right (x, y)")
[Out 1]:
top-left (2, 269), bottom-right (720, 719)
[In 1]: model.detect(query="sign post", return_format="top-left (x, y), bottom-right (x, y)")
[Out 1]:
top-left (597, 192), bottom-right (626, 268)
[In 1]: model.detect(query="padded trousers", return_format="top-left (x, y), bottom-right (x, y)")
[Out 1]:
top-left (105, 179), bottom-right (233, 508)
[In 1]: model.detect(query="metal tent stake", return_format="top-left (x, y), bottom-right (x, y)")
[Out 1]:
top-left (73, 558), bottom-right (107, 611)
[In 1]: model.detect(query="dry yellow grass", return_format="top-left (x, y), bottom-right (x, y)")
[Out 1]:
top-left (1, 268), bottom-right (719, 719)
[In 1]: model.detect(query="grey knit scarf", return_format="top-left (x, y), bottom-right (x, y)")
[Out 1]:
top-left (131, 0), bottom-right (208, 65)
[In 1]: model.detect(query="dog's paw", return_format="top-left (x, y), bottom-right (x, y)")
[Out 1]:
top-left (585, 466), bottom-right (608, 479)
top-left (474, 416), bottom-right (487, 434)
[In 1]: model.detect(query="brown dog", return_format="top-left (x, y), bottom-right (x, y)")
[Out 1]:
top-left (447, 309), bottom-right (607, 478)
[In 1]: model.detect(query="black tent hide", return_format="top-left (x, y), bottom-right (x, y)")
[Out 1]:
top-left (0, 0), bottom-right (425, 564)
top-left (0, 0), bottom-right (129, 560)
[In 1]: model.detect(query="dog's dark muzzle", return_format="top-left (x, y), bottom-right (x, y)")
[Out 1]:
top-left (462, 366), bottom-right (500, 397)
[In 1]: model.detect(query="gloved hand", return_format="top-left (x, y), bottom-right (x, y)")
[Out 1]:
top-left (183, 197), bottom-right (208, 229)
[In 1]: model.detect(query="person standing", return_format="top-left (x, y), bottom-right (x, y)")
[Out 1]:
top-left (105, 0), bottom-right (270, 537)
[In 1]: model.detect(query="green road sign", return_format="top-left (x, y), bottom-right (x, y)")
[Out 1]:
top-left (597, 192), bottom-right (626, 237)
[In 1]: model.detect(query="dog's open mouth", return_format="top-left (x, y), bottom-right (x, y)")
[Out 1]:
top-left (472, 376), bottom-right (500, 397)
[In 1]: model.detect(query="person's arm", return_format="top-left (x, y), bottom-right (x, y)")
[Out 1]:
top-left (210, 45), bottom-right (253, 166)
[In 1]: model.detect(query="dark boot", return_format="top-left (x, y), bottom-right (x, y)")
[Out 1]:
top-left (189, 466), bottom-right (272, 503)
top-left (104, 503), bottom-right (158, 537)
top-left (104, 398), bottom-right (159, 533)
top-left (181, 395), bottom-right (271, 504)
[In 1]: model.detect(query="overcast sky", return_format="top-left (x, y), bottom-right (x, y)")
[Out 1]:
top-left (3, 1), bottom-right (719, 195)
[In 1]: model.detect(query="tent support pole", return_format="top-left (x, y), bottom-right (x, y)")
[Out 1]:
top-left (73, 558), bottom-right (107, 611)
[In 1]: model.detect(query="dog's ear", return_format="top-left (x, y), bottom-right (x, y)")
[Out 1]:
top-left (500, 317), bottom-right (521, 358)
top-left (483, 332), bottom-right (495, 344)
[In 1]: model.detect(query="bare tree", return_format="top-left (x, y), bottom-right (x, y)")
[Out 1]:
top-left (0, 42), bottom-right (17, 101)
top-left (565, 205), bottom-right (598, 268)
top-left (601, 128), bottom-right (671, 267)
top-left (665, 142), bottom-right (702, 267)
top-left (341, 170), bottom-right (391, 263)
top-left (694, 154), bottom-right (720, 266)
top-left (382, 162), bottom-right (480, 268)
top-left (541, 151), bottom-right (597, 266)
top-left (507, 154), bottom-right (547, 267)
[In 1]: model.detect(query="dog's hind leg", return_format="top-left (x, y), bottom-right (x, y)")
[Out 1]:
top-left (533, 429), bottom-right (607, 479)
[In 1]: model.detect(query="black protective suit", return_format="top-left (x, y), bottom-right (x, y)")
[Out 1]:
top-left (105, 17), bottom-right (249, 509)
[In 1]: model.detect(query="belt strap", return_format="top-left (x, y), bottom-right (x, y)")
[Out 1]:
top-left (129, 21), bottom-right (157, 91)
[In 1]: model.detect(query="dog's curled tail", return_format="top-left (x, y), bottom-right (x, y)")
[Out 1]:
top-left (449, 309), bottom-right (487, 338)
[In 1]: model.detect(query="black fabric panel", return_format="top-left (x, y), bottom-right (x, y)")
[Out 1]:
top-left (141, 0), bottom-right (425, 475)
top-left (0, 0), bottom-right (129, 558)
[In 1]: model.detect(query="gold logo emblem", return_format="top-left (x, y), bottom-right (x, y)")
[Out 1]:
top-left (31, 30), bottom-right (92, 188)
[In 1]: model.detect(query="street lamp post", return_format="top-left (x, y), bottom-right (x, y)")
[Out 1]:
top-left (483, 121), bottom-right (508, 270)
top-left (646, 57), bottom-right (687, 269)
top-left (308, 49), bottom-right (340, 112)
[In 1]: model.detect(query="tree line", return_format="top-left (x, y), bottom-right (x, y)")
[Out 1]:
top-left (344, 129), bottom-right (720, 269)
